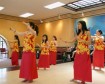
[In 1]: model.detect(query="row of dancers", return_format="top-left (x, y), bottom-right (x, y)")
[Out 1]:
top-left (9, 21), bottom-right (105, 84)
top-left (9, 34), bottom-right (57, 68)
top-left (9, 22), bottom-right (57, 83)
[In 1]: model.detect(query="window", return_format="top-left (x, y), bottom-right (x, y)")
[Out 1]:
top-left (0, 37), bottom-right (7, 49)
top-left (63, 0), bottom-right (105, 11)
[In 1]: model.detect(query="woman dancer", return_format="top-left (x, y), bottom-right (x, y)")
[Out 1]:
top-left (10, 35), bottom-right (20, 66)
top-left (10, 22), bottom-right (39, 83)
top-left (92, 30), bottom-right (104, 70)
top-left (38, 34), bottom-right (50, 70)
top-left (65, 21), bottom-right (92, 84)
top-left (50, 36), bottom-right (57, 65)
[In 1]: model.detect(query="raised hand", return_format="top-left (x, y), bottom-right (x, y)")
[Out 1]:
top-left (10, 28), bottom-right (16, 32)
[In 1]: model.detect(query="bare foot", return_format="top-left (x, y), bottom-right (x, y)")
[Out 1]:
top-left (22, 79), bottom-right (28, 82)
top-left (99, 68), bottom-right (101, 71)
top-left (28, 80), bottom-right (33, 83)
top-left (80, 81), bottom-right (85, 84)
top-left (44, 68), bottom-right (46, 70)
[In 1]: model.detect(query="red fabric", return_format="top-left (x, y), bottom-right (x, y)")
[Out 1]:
top-left (50, 51), bottom-right (57, 65)
top-left (11, 51), bottom-right (19, 66)
top-left (38, 54), bottom-right (50, 68)
top-left (19, 52), bottom-right (38, 80)
top-left (74, 52), bottom-right (92, 82)
top-left (104, 48), bottom-right (105, 62)
top-left (93, 50), bottom-right (104, 68)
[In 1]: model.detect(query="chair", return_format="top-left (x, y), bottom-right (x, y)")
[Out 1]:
top-left (0, 48), bottom-right (8, 58)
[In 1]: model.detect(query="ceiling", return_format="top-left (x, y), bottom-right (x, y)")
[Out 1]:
top-left (0, 0), bottom-right (105, 20)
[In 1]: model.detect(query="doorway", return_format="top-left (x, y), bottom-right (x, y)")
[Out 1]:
top-left (0, 35), bottom-right (9, 59)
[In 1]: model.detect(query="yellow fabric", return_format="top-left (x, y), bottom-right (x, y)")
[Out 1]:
top-left (94, 37), bottom-right (104, 50)
top-left (76, 33), bottom-right (89, 54)
top-left (23, 34), bottom-right (35, 52)
top-left (41, 42), bottom-right (49, 55)
top-left (50, 41), bottom-right (57, 52)
top-left (12, 42), bottom-right (19, 52)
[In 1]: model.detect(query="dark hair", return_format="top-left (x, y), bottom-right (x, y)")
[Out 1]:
top-left (97, 30), bottom-right (103, 35)
top-left (53, 36), bottom-right (57, 41)
top-left (77, 20), bottom-right (88, 35)
top-left (29, 22), bottom-right (39, 36)
top-left (42, 34), bottom-right (48, 43)
top-left (14, 35), bottom-right (20, 46)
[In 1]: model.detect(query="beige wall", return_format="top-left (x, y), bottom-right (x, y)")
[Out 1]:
top-left (0, 19), bottom-right (27, 45)
top-left (0, 19), bottom-right (27, 57)
top-left (36, 18), bottom-right (75, 47)
top-left (0, 18), bottom-right (75, 57)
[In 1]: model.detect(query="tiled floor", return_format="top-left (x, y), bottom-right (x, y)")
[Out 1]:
top-left (0, 62), bottom-right (105, 84)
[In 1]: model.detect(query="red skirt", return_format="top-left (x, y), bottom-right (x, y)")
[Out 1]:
top-left (38, 54), bottom-right (50, 68)
top-left (50, 51), bottom-right (57, 65)
top-left (93, 50), bottom-right (104, 68)
top-left (19, 52), bottom-right (38, 80)
top-left (11, 51), bottom-right (19, 66)
top-left (74, 52), bottom-right (92, 82)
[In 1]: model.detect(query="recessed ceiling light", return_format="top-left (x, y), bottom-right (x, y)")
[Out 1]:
top-left (44, 2), bottom-right (65, 9)
top-left (0, 6), bottom-right (4, 11)
top-left (20, 13), bottom-right (34, 18)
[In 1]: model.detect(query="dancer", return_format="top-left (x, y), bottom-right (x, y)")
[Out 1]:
top-left (65, 21), bottom-right (92, 84)
top-left (9, 35), bottom-right (20, 66)
top-left (10, 22), bottom-right (39, 83)
top-left (50, 36), bottom-right (57, 65)
top-left (38, 34), bottom-right (50, 70)
top-left (92, 30), bottom-right (104, 70)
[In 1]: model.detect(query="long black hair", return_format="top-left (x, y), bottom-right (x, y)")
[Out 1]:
top-left (14, 35), bottom-right (20, 46)
top-left (97, 29), bottom-right (103, 35)
top-left (42, 34), bottom-right (48, 43)
top-left (53, 36), bottom-right (57, 41)
top-left (77, 20), bottom-right (89, 35)
top-left (29, 22), bottom-right (39, 36)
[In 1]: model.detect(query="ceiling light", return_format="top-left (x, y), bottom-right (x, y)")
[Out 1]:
top-left (44, 2), bottom-right (65, 9)
top-left (20, 13), bottom-right (34, 18)
top-left (0, 6), bottom-right (4, 11)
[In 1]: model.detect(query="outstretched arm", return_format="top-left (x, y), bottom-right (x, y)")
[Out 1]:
top-left (8, 40), bottom-right (17, 43)
top-left (91, 35), bottom-right (96, 39)
top-left (23, 22), bottom-right (36, 36)
top-left (87, 31), bottom-right (91, 45)
top-left (10, 28), bottom-right (26, 36)
top-left (60, 37), bottom-right (77, 43)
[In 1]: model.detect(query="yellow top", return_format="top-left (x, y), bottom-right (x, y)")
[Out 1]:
top-left (50, 41), bottom-right (57, 52)
top-left (76, 32), bottom-right (90, 54)
top-left (12, 42), bottom-right (19, 52)
top-left (94, 36), bottom-right (104, 50)
top-left (23, 33), bottom-right (35, 52)
top-left (41, 42), bottom-right (49, 55)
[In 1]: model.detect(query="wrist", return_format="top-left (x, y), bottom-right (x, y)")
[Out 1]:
top-left (14, 30), bottom-right (16, 33)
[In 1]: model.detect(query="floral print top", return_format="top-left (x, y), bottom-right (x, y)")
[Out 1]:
top-left (23, 33), bottom-right (35, 52)
top-left (12, 42), bottom-right (19, 52)
top-left (41, 42), bottom-right (49, 55)
top-left (50, 41), bottom-right (57, 52)
top-left (76, 32), bottom-right (90, 55)
top-left (94, 36), bottom-right (104, 50)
